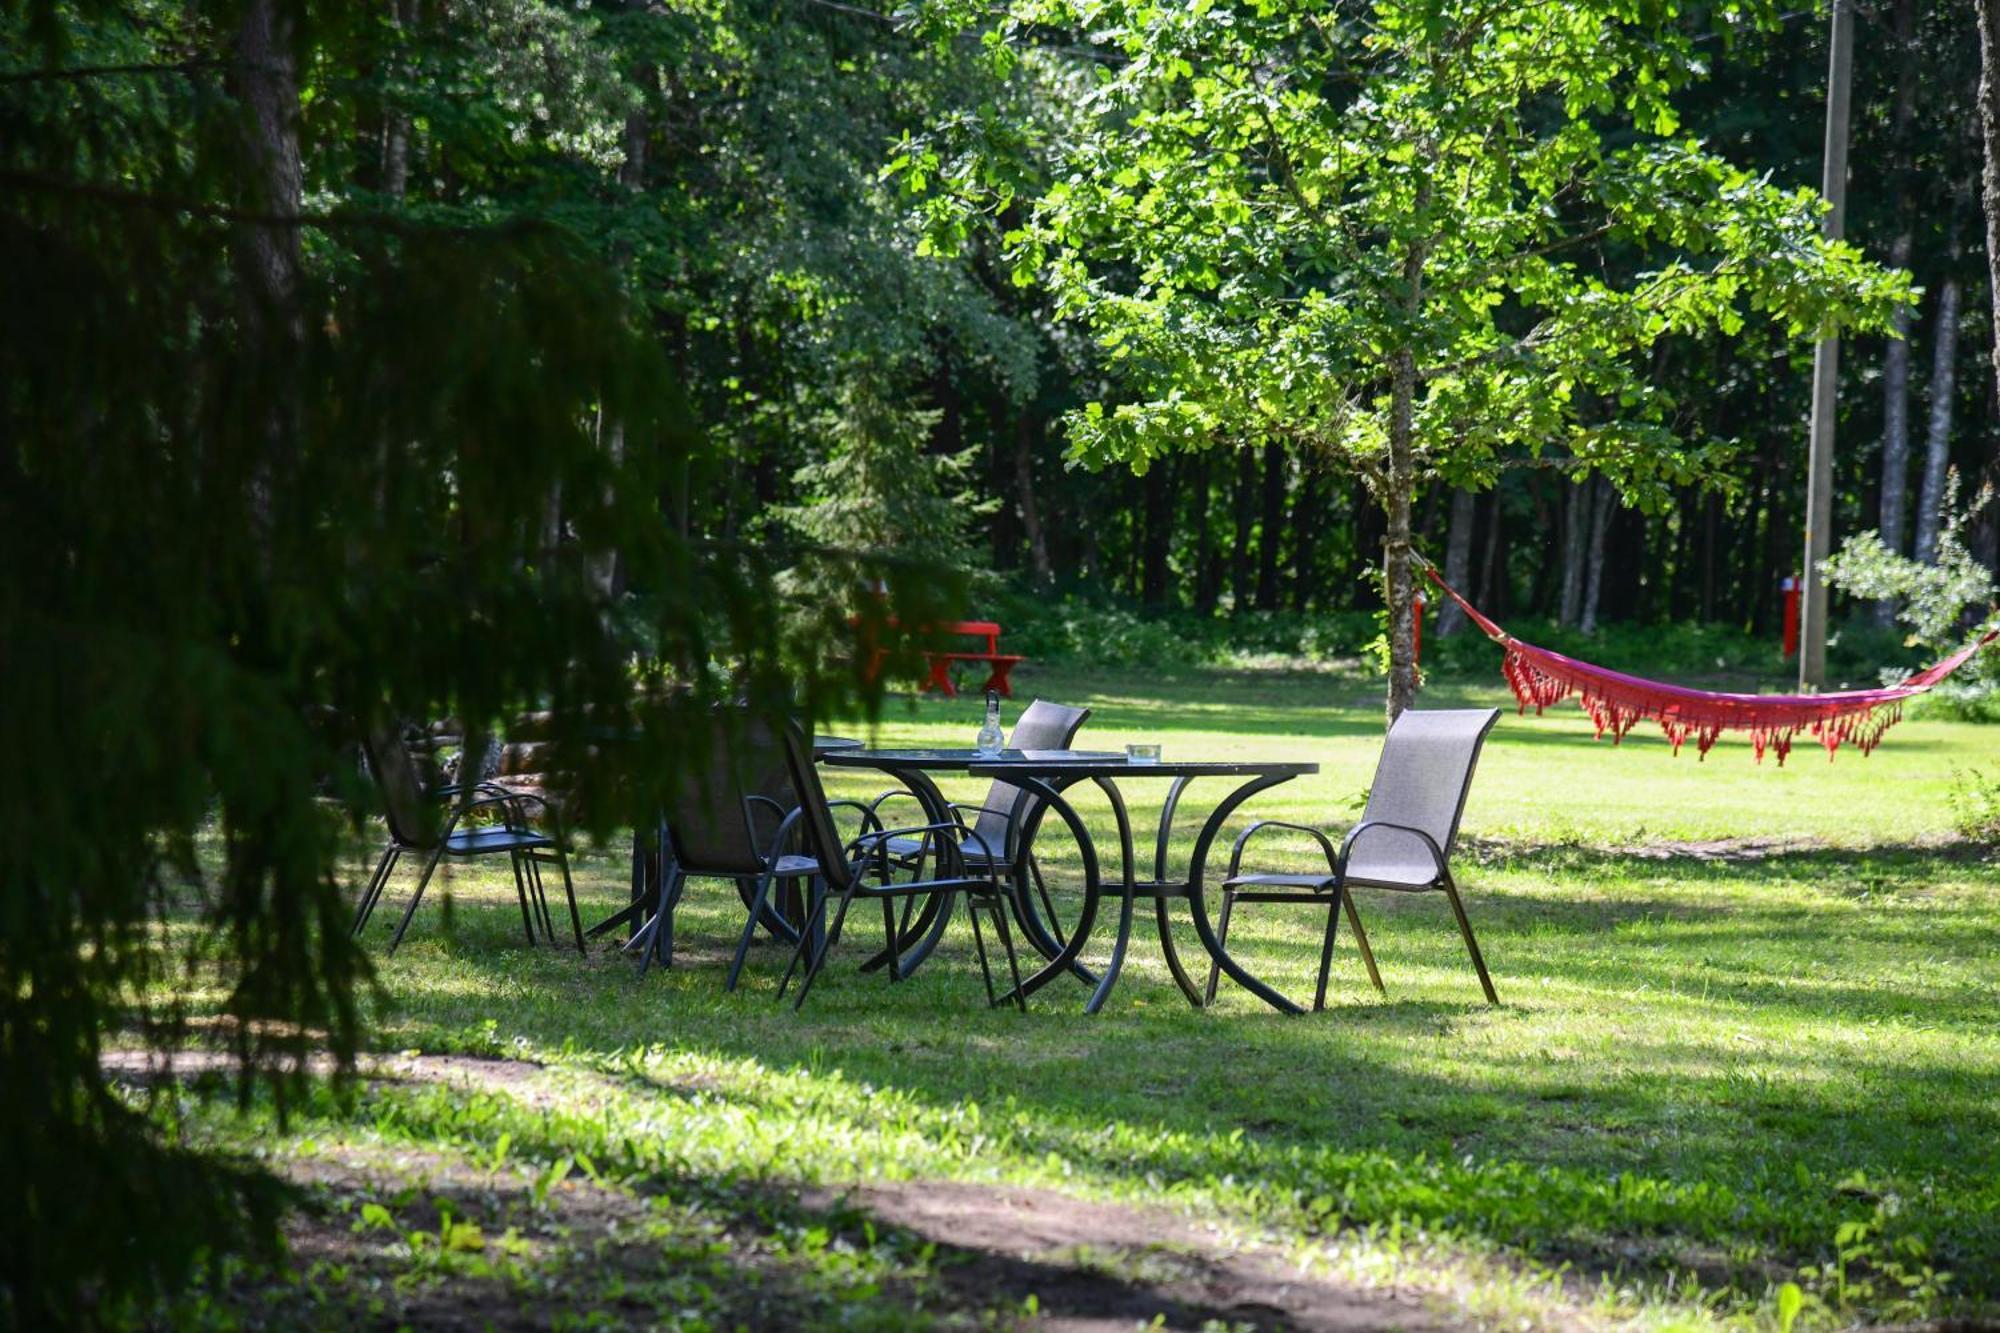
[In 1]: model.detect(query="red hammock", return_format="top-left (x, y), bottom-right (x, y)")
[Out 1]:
top-left (1423, 567), bottom-right (1996, 763)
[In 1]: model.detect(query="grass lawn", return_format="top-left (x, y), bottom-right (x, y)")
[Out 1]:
top-left (150, 664), bottom-right (2000, 1330)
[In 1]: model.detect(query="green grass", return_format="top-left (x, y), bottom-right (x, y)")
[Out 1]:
top-left (158, 664), bottom-right (2000, 1329)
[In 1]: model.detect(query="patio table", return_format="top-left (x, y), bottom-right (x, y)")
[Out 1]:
top-left (817, 748), bottom-right (1120, 981)
top-left (823, 748), bottom-right (1317, 1014)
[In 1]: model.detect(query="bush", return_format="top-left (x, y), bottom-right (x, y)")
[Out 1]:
top-left (985, 585), bottom-right (1380, 670)
top-left (1948, 769), bottom-right (2000, 841)
top-left (982, 581), bottom-right (1945, 691)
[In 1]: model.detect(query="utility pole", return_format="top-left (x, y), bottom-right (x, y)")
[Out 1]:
top-left (1801, 0), bottom-right (1854, 690)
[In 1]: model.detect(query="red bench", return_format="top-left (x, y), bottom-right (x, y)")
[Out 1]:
top-left (855, 618), bottom-right (1026, 698)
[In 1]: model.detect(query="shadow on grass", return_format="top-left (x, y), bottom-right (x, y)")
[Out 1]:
top-left (340, 861), bottom-right (2000, 1318)
top-left (198, 1074), bottom-right (1470, 1333)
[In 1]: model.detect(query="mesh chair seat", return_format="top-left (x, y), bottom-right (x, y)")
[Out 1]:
top-left (444, 826), bottom-right (557, 855)
top-left (877, 829), bottom-right (1001, 863)
top-left (1222, 870), bottom-right (1333, 891)
top-left (1342, 861), bottom-right (1443, 890)
top-left (1223, 841), bottom-right (1441, 892)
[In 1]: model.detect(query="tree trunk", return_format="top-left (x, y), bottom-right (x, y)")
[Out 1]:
top-left (1476, 488), bottom-right (1502, 611)
top-left (1873, 0), bottom-right (1920, 623)
top-left (232, 0), bottom-right (303, 499)
top-left (1383, 197), bottom-right (1430, 721)
top-left (1880, 239), bottom-right (1915, 549)
top-left (1141, 459), bottom-right (1172, 607)
top-left (234, 0), bottom-right (302, 329)
top-left (1230, 447), bottom-right (1255, 613)
top-left (1192, 455), bottom-right (1219, 613)
top-left (589, 103), bottom-right (649, 599)
top-left (1255, 438), bottom-right (1284, 610)
top-left (1915, 277), bottom-right (1962, 564)
top-left (1290, 467), bottom-right (1321, 612)
top-left (1979, 0), bottom-right (2000, 411)
top-left (381, 0), bottom-right (419, 195)
top-left (1580, 477), bottom-right (1616, 634)
top-left (1700, 489), bottom-right (1719, 622)
top-left (1436, 487), bottom-right (1476, 635)
top-left (1558, 479), bottom-right (1587, 627)
top-left (1013, 413), bottom-right (1052, 588)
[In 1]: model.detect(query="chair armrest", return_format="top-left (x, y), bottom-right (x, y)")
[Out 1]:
top-left (430, 781), bottom-right (514, 802)
top-left (759, 804), bottom-right (809, 867)
top-left (1226, 820), bottom-right (1339, 881)
top-left (745, 792), bottom-right (790, 842)
top-left (1338, 820), bottom-right (1447, 881)
top-left (847, 820), bottom-right (971, 878)
top-left (866, 789), bottom-right (930, 820)
top-left (434, 790), bottom-right (561, 841)
top-left (826, 798), bottom-right (884, 841)
top-left (848, 822), bottom-right (1004, 894)
top-left (849, 820), bottom-right (968, 851)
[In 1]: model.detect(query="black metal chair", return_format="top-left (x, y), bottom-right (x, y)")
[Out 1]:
top-left (777, 719), bottom-right (1027, 1012)
top-left (350, 726), bottom-right (583, 955)
top-left (1209, 708), bottom-right (1501, 1008)
top-left (867, 698), bottom-right (1090, 953)
top-left (625, 712), bottom-right (880, 989)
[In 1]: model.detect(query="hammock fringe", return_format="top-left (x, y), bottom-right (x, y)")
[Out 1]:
top-left (1424, 566), bottom-right (1992, 765)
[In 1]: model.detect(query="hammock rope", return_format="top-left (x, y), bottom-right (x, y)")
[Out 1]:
top-left (1421, 564), bottom-right (1997, 763)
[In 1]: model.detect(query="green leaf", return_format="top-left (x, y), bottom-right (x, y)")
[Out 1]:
top-left (1776, 1281), bottom-right (1803, 1333)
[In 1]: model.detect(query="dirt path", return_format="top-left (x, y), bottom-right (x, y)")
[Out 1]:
top-left (109, 1047), bottom-right (1493, 1330)
top-left (816, 1178), bottom-right (1462, 1333)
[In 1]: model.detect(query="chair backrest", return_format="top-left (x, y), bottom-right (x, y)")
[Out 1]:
top-left (362, 716), bottom-right (439, 850)
top-left (663, 711), bottom-right (781, 877)
top-left (778, 718), bottom-right (858, 893)
top-left (970, 699), bottom-right (1091, 853)
top-left (1359, 708), bottom-right (1500, 862)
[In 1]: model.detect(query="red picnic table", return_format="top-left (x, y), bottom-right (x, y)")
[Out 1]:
top-left (854, 618), bottom-right (1026, 698)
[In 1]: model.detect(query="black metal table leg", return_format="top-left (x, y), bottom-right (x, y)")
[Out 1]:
top-left (1184, 772), bottom-right (1306, 1015)
top-left (1083, 776), bottom-right (1137, 1014)
top-left (1148, 775), bottom-right (1207, 1007)
top-left (994, 775), bottom-right (1102, 1003)
top-left (851, 764), bottom-right (959, 977)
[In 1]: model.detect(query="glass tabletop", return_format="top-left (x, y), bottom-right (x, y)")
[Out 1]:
top-left (820, 747), bottom-right (1123, 771)
top-left (966, 757), bottom-right (1317, 779)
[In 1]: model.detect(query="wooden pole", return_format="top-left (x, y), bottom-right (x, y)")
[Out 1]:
top-left (1800, 0), bottom-right (1854, 690)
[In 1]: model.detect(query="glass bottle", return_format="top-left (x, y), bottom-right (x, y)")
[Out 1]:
top-left (975, 690), bottom-right (1004, 754)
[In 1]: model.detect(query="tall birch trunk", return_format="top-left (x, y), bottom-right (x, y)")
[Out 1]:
top-left (1230, 448), bottom-right (1255, 613)
top-left (1255, 438), bottom-right (1284, 610)
top-left (1290, 467), bottom-right (1321, 612)
top-left (381, 0), bottom-right (418, 196)
top-left (1436, 487), bottom-right (1475, 636)
top-left (1013, 413), bottom-right (1052, 588)
top-left (1580, 477), bottom-right (1615, 634)
top-left (1477, 489), bottom-right (1501, 609)
top-left (1979, 0), bottom-right (2000, 412)
top-left (1141, 459), bottom-right (1171, 607)
top-left (1915, 277), bottom-right (1961, 564)
top-left (1879, 235), bottom-right (1915, 551)
top-left (1192, 454), bottom-right (1219, 612)
top-left (1558, 480), bottom-right (1587, 627)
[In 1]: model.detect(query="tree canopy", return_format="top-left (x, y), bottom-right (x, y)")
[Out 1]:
top-left (899, 0), bottom-right (1911, 712)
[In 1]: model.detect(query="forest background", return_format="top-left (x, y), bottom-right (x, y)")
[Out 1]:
top-left (193, 0), bottom-right (1982, 673)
